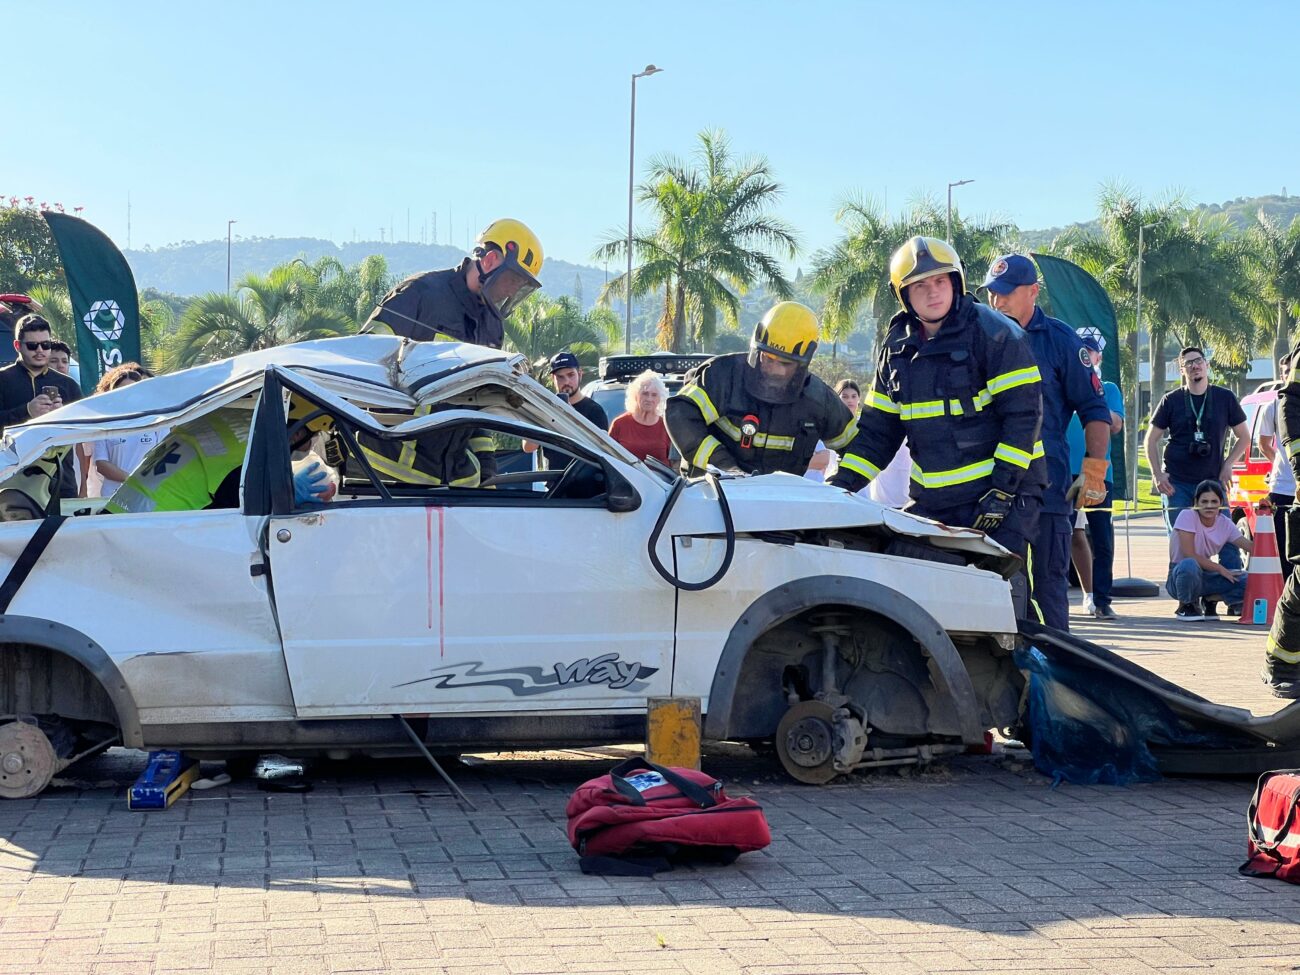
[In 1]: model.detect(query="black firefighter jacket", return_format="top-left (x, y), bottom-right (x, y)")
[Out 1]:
top-left (666, 353), bottom-right (861, 476)
top-left (358, 260), bottom-right (499, 486)
top-left (831, 295), bottom-right (1046, 509)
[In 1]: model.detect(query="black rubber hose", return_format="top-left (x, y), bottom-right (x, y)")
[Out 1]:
top-left (647, 473), bottom-right (736, 591)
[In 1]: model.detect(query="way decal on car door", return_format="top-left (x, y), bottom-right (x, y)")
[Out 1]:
top-left (394, 653), bottom-right (659, 696)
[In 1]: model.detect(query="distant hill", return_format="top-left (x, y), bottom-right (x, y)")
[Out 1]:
top-left (1019, 193), bottom-right (1300, 249)
top-left (124, 237), bottom-right (614, 311)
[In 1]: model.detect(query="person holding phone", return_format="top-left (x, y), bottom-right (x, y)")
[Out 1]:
top-left (1166, 479), bottom-right (1253, 622)
top-left (0, 314), bottom-right (82, 498)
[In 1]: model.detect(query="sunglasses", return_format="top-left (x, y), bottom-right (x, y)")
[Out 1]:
top-left (23, 341), bottom-right (52, 351)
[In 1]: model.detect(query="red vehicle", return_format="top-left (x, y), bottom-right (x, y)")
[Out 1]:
top-left (1229, 381), bottom-right (1283, 533)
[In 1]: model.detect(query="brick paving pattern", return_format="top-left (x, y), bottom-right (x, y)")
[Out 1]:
top-left (1, 513), bottom-right (1298, 974)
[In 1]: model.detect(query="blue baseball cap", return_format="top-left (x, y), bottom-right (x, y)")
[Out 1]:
top-left (981, 255), bottom-right (1038, 295)
top-left (549, 351), bottom-right (580, 373)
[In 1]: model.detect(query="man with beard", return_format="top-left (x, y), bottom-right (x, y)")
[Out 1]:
top-left (523, 351), bottom-right (609, 469)
top-left (665, 301), bottom-right (862, 477)
top-left (829, 237), bottom-right (1045, 617)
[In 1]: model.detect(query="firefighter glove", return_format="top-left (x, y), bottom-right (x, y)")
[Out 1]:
top-left (972, 488), bottom-right (1015, 533)
top-left (1066, 456), bottom-right (1110, 508)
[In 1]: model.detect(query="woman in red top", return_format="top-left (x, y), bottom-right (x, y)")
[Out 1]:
top-left (609, 370), bottom-right (671, 465)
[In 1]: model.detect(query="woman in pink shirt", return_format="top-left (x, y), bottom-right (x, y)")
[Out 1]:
top-left (1167, 479), bottom-right (1254, 621)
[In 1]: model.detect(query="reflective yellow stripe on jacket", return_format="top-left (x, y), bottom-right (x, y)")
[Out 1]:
top-left (680, 385), bottom-right (720, 425)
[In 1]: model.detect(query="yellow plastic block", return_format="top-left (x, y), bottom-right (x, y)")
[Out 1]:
top-left (646, 696), bottom-right (701, 770)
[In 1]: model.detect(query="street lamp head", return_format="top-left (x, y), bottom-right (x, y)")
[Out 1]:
top-left (639, 64), bottom-right (663, 77)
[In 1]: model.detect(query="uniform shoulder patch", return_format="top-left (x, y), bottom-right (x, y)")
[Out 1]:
top-left (1078, 346), bottom-right (1092, 370)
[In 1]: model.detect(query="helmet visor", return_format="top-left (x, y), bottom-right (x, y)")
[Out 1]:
top-left (481, 266), bottom-right (540, 320)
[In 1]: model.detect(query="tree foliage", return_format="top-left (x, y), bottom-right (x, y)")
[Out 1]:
top-left (503, 293), bottom-right (620, 372)
top-left (595, 129), bottom-right (798, 353)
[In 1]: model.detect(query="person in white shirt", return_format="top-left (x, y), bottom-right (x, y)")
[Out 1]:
top-left (90, 363), bottom-right (168, 498)
top-left (1259, 355), bottom-right (1297, 584)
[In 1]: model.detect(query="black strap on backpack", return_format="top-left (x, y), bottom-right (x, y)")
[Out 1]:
top-left (607, 756), bottom-right (718, 809)
top-left (1239, 769), bottom-right (1300, 878)
top-left (0, 515), bottom-right (66, 613)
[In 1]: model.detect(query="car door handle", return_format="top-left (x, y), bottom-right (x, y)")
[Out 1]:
top-left (276, 529), bottom-right (292, 543)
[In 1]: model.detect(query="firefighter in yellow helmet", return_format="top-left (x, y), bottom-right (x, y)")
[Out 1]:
top-left (362, 218), bottom-right (543, 347)
top-left (829, 237), bottom-right (1045, 613)
top-left (665, 301), bottom-right (862, 476)
top-left (358, 219), bottom-right (542, 488)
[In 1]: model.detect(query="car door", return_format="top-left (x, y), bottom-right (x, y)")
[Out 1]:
top-left (263, 386), bottom-right (677, 718)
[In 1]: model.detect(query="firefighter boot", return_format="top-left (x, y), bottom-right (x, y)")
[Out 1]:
top-left (1263, 657), bottom-right (1300, 699)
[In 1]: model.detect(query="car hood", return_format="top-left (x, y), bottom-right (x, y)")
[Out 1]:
top-left (674, 472), bottom-right (1014, 560)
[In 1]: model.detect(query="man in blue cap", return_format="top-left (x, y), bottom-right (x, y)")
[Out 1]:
top-left (982, 255), bottom-right (1112, 631)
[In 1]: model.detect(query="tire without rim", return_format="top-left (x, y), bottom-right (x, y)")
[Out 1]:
top-left (0, 721), bottom-right (58, 799)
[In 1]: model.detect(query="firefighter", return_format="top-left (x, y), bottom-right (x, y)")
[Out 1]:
top-left (363, 218), bottom-right (543, 347)
top-left (665, 301), bottom-right (862, 477)
top-left (829, 237), bottom-right (1045, 607)
top-left (105, 397), bottom-right (335, 514)
top-left (358, 219), bottom-right (543, 486)
top-left (1263, 340), bottom-right (1300, 698)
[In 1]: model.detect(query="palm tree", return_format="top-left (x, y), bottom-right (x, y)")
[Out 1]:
top-left (160, 263), bottom-right (354, 371)
top-left (503, 294), bottom-right (619, 372)
top-left (808, 195), bottom-right (1015, 355)
top-left (310, 254), bottom-right (393, 326)
top-left (595, 129), bottom-right (798, 353)
top-left (1243, 211), bottom-right (1300, 372)
top-left (1057, 186), bottom-right (1254, 408)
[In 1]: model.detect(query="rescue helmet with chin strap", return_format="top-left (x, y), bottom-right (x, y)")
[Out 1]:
top-left (474, 218), bottom-right (544, 319)
top-left (889, 236), bottom-right (965, 308)
top-left (747, 301), bottom-right (819, 369)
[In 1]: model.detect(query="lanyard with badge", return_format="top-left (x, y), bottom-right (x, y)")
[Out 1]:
top-left (1185, 388), bottom-right (1212, 457)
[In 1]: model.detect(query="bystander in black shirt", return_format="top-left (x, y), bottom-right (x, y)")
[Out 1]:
top-left (1151, 384), bottom-right (1245, 484)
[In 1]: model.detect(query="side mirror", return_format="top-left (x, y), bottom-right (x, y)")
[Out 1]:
top-left (604, 465), bottom-right (640, 513)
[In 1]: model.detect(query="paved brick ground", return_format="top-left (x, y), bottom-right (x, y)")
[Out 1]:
top-left (2, 512), bottom-right (1298, 974)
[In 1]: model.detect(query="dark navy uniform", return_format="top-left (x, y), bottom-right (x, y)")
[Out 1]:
top-left (832, 295), bottom-right (1046, 563)
top-left (1023, 307), bottom-right (1111, 630)
top-left (357, 259), bottom-right (499, 486)
top-left (667, 353), bottom-right (861, 476)
top-left (1265, 340), bottom-right (1300, 697)
top-left (363, 259), bottom-right (504, 349)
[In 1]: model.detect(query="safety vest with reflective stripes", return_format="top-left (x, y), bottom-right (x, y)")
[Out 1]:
top-left (105, 409), bottom-right (249, 513)
top-left (665, 353), bottom-right (859, 477)
top-left (831, 297), bottom-right (1046, 508)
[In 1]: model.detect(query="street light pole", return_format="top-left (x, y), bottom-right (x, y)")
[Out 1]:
top-left (946, 179), bottom-right (973, 242)
top-left (626, 63), bottom-right (663, 353)
top-left (226, 219), bottom-right (237, 293)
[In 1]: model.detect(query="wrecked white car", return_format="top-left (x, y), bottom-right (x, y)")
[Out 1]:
top-left (0, 335), bottom-right (1042, 797)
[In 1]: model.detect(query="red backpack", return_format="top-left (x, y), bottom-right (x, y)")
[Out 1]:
top-left (566, 758), bottom-right (771, 875)
top-left (1240, 770), bottom-right (1300, 883)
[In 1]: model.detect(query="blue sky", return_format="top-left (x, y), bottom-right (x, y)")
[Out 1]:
top-left (9, 1), bottom-right (1298, 270)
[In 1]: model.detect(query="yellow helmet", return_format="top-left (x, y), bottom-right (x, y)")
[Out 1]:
top-left (888, 236), bottom-right (965, 304)
top-left (287, 395), bottom-right (335, 436)
top-left (745, 302), bottom-right (820, 405)
top-left (475, 218), bottom-right (544, 319)
top-left (749, 301), bottom-right (819, 366)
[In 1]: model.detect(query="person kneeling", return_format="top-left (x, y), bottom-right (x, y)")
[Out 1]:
top-left (1167, 479), bottom-right (1253, 621)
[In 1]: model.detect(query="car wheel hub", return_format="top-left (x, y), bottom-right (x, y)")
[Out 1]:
top-left (0, 722), bottom-right (58, 800)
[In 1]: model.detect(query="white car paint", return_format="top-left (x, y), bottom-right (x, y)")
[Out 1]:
top-left (0, 336), bottom-right (1019, 744)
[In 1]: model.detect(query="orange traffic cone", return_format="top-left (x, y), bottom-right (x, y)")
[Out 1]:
top-left (1239, 504), bottom-right (1285, 626)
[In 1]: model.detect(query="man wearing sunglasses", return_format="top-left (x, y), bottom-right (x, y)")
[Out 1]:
top-left (0, 313), bottom-right (82, 501)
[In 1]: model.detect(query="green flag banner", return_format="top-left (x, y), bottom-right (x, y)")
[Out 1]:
top-left (1031, 252), bottom-right (1128, 500)
top-left (42, 212), bottom-right (141, 396)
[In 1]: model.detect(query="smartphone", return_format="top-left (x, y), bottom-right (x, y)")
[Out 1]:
top-left (41, 385), bottom-right (59, 401)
